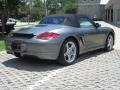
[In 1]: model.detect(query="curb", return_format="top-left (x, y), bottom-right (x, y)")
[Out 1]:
top-left (0, 51), bottom-right (6, 54)
top-left (15, 24), bottom-right (35, 27)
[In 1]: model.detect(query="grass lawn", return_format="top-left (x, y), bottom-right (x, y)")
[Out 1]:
top-left (0, 40), bottom-right (5, 51)
top-left (0, 33), bottom-right (5, 51)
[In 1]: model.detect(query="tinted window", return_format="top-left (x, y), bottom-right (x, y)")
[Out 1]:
top-left (78, 17), bottom-right (95, 28)
top-left (40, 16), bottom-right (66, 25)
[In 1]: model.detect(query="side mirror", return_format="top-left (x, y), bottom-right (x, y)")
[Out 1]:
top-left (95, 23), bottom-right (101, 28)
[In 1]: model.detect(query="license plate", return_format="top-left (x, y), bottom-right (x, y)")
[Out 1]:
top-left (11, 42), bottom-right (21, 51)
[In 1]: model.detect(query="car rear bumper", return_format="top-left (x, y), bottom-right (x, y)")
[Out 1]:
top-left (5, 38), bottom-right (62, 60)
top-left (6, 50), bottom-right (58, 60)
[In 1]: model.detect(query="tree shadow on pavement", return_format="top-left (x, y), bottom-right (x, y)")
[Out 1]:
top-left (2, 49), bottom-right (109, 72)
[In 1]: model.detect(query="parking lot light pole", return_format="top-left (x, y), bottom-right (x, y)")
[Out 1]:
top-left (44, 0), bottom-right (48, 16)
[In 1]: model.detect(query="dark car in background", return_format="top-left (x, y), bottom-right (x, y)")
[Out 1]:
top-left (0, 18), bottom-right (16, 34)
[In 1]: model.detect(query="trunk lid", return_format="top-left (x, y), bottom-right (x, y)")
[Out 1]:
top-left (13, 24), bottom-right (66, 35)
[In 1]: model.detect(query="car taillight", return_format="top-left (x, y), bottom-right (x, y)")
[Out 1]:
top-left (36, 32), bottom-right (59, 40)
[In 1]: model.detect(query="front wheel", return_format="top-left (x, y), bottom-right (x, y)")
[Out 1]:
top-left (58, 39), bottom-right (78, 66)
top-left (104, 34), bottom-right (114, 51)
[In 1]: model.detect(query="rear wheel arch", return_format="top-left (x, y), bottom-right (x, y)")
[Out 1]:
top-left (62, 36), bottom-right (80, 56)
top-left (58, 37), bottom-right (79, 65)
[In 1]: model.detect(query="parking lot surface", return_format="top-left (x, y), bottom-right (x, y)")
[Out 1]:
top-left (0, 21), bottom-right (120, 90)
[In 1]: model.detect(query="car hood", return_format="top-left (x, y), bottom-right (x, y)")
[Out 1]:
top-left (13, 24), bottom-right (67, 35)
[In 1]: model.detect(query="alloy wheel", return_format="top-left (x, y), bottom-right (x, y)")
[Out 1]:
top-left (64, 41), bottom-right (77, 63)
top-left (107, 35), bottom-right (113, 51)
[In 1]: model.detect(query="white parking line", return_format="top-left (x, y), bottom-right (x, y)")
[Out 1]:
top-left (25, 68), bottom-right (65, 90)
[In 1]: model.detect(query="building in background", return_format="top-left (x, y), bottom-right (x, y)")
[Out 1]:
top-left (105, 0), bottom-right (120, 27)
top-left (77, 0), bottom-right (105, 20)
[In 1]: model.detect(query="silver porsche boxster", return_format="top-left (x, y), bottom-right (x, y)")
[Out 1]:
top-left (5, 14), bottom-right (115, 65)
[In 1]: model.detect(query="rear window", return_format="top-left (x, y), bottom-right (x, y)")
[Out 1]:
top-left (40, 16), bottom-right (66, 25)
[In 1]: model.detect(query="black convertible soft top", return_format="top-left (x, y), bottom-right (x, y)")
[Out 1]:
top-left (44, 14), bottom-right (91, 28)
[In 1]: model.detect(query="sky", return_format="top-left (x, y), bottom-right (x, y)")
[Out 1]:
top-left (100, 0), bottom-right (110, 4)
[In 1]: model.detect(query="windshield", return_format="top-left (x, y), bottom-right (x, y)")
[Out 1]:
top-left (40, 16), bottom-right (66, 25)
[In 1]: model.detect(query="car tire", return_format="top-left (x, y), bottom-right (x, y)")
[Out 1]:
top-left (58, 39), bottom-right (78, 66)
top-left (104, 34), bottom-right (114, 51)
top-left (14, 53), bottom-right (32, 60)
top-left (14, 53), bottom-right (22, 58)
top-left (14, 53), bottom-right (25, 59)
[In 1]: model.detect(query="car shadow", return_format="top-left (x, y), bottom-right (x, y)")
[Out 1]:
top-left (2, 49), bottom-right (111, 72)
top-left (2, 57), bottom-right (63, 72)
top-left (76, 49), bottom-right (108, 63)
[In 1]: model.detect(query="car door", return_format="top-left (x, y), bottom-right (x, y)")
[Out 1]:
top-left (78, 16), bottom-right (105, 51)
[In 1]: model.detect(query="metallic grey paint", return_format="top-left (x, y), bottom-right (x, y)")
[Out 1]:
top-left (5, 14), bottom-right (115, 60)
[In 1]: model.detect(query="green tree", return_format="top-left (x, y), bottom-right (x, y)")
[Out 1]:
top-left (31, 0), bottom-right (45, 20)
top-left (46, 0), bottom-right (78, 14)
top-left (46, 0), bottom-right (61, 14)
top-left (19, 0), bottom-right (45, 21)
top-left (0, 0), bottom-right (21, 37)
top-left (60, 0), bottom-right (78, 13)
